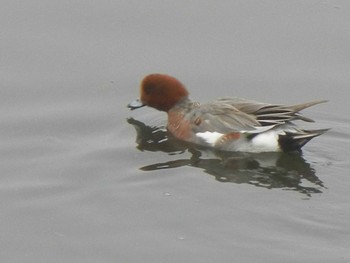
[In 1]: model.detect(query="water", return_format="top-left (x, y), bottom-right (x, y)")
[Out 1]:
top-left (1, 1), bottom-right (350, 262)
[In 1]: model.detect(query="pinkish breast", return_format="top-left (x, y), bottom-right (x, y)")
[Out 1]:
top-left (167, 111), bottom-right (192, 141)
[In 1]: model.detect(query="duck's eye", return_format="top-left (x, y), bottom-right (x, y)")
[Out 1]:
top-left (143, 85), bottom-right (153, 94)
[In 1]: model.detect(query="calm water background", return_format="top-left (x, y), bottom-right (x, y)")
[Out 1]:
top-left (1, 1), bottom-right (350, 262)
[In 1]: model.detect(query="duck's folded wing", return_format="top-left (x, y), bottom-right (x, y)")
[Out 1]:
top-left (189, 102), bottom-right (263, 134)
top-left (216, 97), bottom-right (327, 126)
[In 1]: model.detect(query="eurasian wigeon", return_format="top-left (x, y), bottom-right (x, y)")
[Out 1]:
top-left (128, 74), bottom-right (328, 152)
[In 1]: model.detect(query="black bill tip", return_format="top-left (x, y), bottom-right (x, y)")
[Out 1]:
top-left (127, 99), bottom-right (145, 110)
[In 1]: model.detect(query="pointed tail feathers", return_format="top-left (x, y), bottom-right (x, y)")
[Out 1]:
top-left (287, 100), bottom-right (328, 123)
top-left (278, 128), bottom-right (329, 152)
top-left (289, 100), bottom-right (328, 112)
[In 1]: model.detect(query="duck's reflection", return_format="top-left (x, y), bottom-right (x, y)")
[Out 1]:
top-left (127, 118), bottom-right (325, 196)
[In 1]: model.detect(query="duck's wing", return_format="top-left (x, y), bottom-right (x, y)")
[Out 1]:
top-left (188, 102), bottom-right (266, 134)
top-left (217, 97), bottom-right (327, 126)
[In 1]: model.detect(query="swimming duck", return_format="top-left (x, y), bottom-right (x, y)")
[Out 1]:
top-left (128, 74), bottom-right (328, 152)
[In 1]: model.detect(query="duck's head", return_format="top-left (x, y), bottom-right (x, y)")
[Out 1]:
top-left (128, 74), bottom-right (189, 112)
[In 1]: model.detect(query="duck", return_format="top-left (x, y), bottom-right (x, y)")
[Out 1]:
top-left (128, 73), bottom-right (328, 152)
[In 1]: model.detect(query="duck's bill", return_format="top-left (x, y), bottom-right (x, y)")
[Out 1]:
top-left (127, 98), bottom-right (145, 110)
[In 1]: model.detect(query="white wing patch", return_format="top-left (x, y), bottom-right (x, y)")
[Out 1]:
top-left (196, 131), bottom-right (223, 145)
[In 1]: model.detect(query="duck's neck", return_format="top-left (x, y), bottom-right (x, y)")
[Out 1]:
top-left (168, 97), bottom-right (199, 112)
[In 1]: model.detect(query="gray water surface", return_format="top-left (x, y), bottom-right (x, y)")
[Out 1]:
top-left (1, 1), bottom-right (350, 262)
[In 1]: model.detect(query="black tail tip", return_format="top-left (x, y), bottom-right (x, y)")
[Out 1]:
top-left (278, 129), bottom-right (329, 152)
